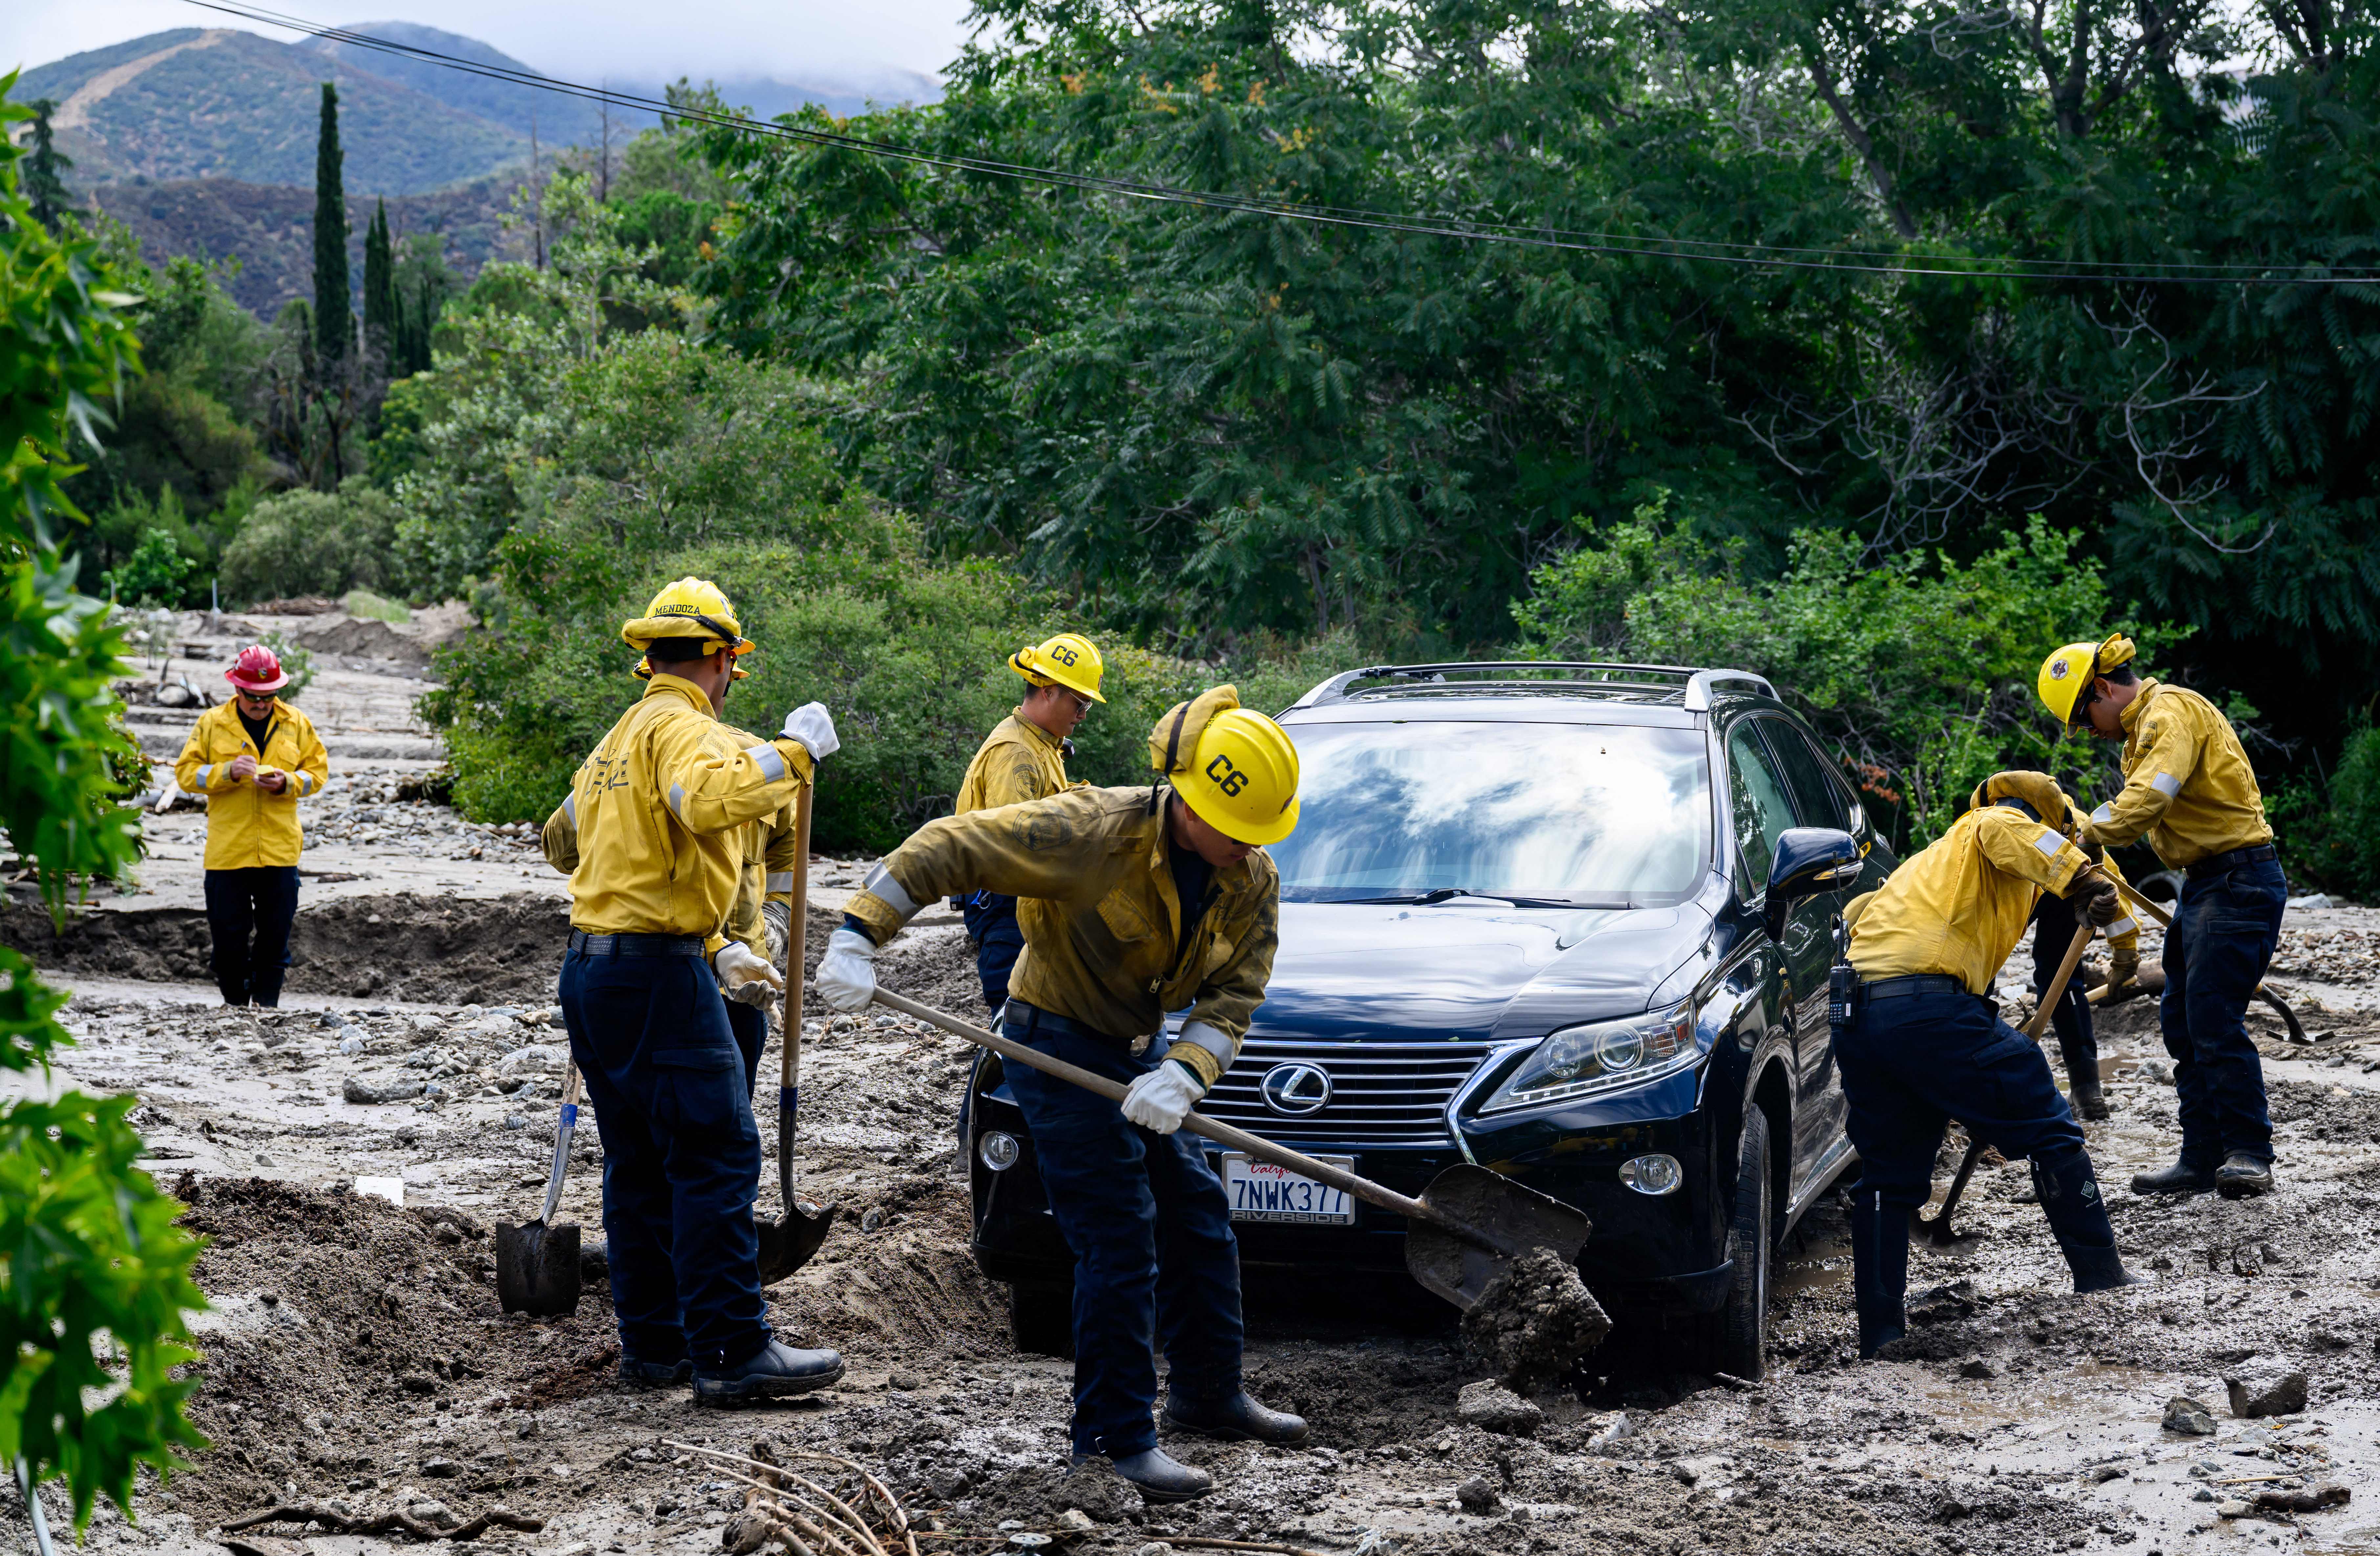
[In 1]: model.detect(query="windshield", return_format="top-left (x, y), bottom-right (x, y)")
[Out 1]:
top-left (1269, 720), bottom-right (1713, 907)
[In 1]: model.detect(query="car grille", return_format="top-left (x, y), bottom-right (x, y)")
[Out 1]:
top-left (1200, 1040), bottom-right (1500, 1149)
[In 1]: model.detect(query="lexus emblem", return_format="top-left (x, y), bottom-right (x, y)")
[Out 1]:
top-left (1259, 1063), bottom-right (1333, 1116)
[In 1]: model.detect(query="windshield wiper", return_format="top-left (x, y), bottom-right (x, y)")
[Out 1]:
top-left (1338, 888), bottom-right (1588, 908)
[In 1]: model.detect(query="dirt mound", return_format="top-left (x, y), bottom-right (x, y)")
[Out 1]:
top-left (798, 902), bottom-right (984, 1019)
top-left (170, 1175), bottom-right (619, 1525)
top-left (1460, 1247), bottom-right (1612, 1392)
top-left (0, 893), bottom-right (569, 1004)
top-left (773, 1182), bottom-right (1010, 1359)
top-left (291, 616), bottom-right (432, 666)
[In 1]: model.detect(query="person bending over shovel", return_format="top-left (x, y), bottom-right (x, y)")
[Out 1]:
top-left (816, 688), bottom-right (1307, 1503)
top-left (1839, 771), bottom-right (2149, 1359)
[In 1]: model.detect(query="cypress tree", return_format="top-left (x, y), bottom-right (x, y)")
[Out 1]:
top-left (362, 199), bottom-right (395, 364)
top-left (312, 83), bottom-right (354, 365)
top-left (24, 100), bottom-right (74, 231)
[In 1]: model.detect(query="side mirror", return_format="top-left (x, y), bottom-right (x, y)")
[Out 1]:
top-left (1763, 827), bottom-right (1862, 941)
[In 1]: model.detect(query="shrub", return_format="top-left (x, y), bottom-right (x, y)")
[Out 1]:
top-left (257, 630), bottom-right (315, 701)
top-left (105, 525), bottom-right (194, 605)
top-left (219, 477), bottom-right (402, 605)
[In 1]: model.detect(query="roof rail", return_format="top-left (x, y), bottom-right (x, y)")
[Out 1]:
top-left (1289, 661), bottom-right (1777, 711)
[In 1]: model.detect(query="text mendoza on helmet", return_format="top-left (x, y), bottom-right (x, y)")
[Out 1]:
top-left (814, 687), bottom-right (1307, 1503)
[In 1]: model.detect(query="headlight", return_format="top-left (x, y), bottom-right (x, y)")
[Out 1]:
top-left (1477, 1001), bottom-right (1703, 1113)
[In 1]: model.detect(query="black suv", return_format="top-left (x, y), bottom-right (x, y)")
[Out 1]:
top-left (961, 663), bottom-right (1894, 1379)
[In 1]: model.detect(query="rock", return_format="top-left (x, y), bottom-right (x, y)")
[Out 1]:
top-left (2163, 1396), bottom-right (2219, 1436)
top-left (2286, 893), bottom-right (2333, 910)
top-left (156, 682), bottom-right (198, 708)
top-left (890, 1370), bottom-right (925, 1391)
top-left (2225, 1367), bottom-right (2308, 1418)
top-left (409, 1014), bottom-right (444, 1035)
top-left (1959, 1357), bottom-right (1997, 1380)
top-left (1454, 1475), bottom-right (1501, 1514)
top-left (2137, 1058), bottom-right (2177, 1086)
top-left (1457, 1381), bottom-right (1543, 1437)
top-left (2214, 1500), bottom-right (2251, 1519)
top-left (2255, 1484), bottom-right (2349, 1513)
top-left (498, 1044), bottom-right (570, 1075)
top-left (419, 1458), bottom-right (460, 1478)
top-left (408, 1501), bottom-right (458, 1528)
top-left (721, 1510), bottom-right (772, 1553)
top-left (343, 1078), bottom-right (427, 1105)
top-left (1054, 1509), bottom-right (1098, 1536)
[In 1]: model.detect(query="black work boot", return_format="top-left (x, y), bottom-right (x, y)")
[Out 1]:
top-left (693, 1338), bottom-right (845, 1405)
top-left (1076, 1448), bottom-right (1212, 1503)
top-left (1162, 1390), bottom-right (1311, 1446)
top-left (2059, 1037), bottom-right (2109, 1121)
top-left (2215, 1152), bottom-right (2275, 1198)
top-left (1850, 1191), bottom-right (1910, 1360)
top-left (618, 1354), bottom-right (693, 1389)
top-left (2130, 1159), bottom-right (2217, 1196)
top-left (2032, 1152), bottom-right (2150, 1293)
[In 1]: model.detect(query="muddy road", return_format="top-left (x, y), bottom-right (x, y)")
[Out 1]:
top-left (6, 785), bottom-right (2380, 1556)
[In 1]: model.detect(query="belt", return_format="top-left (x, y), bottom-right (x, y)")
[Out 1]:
top-left (1007, 999), bottom-right (1139, 1050)
top-left (1858, 974), bottom-right (1975, 1004)
top-left (2187, 843), bottom-right (2277, 880)
top-left (567, 930), bottom-right (707, 956)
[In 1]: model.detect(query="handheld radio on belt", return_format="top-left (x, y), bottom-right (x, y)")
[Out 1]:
top-left (1828, 913), bottom-right (1857, 1044)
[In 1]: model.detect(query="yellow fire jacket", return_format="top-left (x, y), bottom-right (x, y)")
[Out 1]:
top-left (2088, 681), bottom-right (2273, 869)
top-left (956, 712), bottom-right (1075, 815)
top-left (173, 699), bottom-right (331, 869)
top-left (1848, 806), bottom-right (2105, 996)
top-left (559, 677), bottom-right (813, 937)
top-left (846, 785), bottom-right (1280, 1087)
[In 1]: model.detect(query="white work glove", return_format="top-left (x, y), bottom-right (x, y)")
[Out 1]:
top-left (782, 702), bottom-right (840, 763)
top-left (1121, 1060), bottom-right (1206, 1135)
top-left (761, 899), bottom-right (793, 967)
top-left (715, 941), bottom-right (783, 1006)
top-left (817, 928), bottom-right (879, 1012)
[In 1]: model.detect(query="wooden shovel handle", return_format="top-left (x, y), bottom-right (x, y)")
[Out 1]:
top-left (780, 784), bottom-right (812, 1088)
top-left (867, 988), bottom-right (1458, 1234)
top-left (2022, 921), bottom-right (2097, 1042)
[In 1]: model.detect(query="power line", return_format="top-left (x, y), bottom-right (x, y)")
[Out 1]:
top-left (188, 0), bottom-right (2380, 287)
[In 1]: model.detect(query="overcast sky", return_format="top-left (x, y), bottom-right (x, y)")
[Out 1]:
top-left (4, 0), bottom-right (976, 90)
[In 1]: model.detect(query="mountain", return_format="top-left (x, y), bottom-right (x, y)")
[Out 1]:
top-left (21, 29), bottom-right (525, 195)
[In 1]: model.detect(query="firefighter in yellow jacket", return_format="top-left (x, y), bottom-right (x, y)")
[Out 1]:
top-left (554, 577), bottom-right (842, 1403)
top-left (173, 644), bottom-right (330, 1007)
top-left (954, 633), bottom-right (1104, 1013)
top-left (1838, 772), bottom-right (2146, 1358)
top-left (813, 688), bottom-right (1306, 1502)
top-left (2038, 632), bottom-right (2283, 1198)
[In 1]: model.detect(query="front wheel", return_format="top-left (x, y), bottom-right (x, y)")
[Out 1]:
top-left (1687, 1108), bottom-right (1773, 1380)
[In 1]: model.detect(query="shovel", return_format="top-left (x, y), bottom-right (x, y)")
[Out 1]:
top-left (1920, 919), bottom-right (2093, 1244)
top-left (869, 988), bottom-right (1594, 1310)
top-left (755, 782), bottom-right (835, 1284)
top-left (2107, 879), bottom-right (2309, 1044)
top-left (495, 1060), bottom-right (584, 1315)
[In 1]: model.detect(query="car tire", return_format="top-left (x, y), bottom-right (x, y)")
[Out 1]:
top-left (1690, 1108), bottom-right (1773, 1381)
top-left (1008, 1282), bottom-right (1074, 1359)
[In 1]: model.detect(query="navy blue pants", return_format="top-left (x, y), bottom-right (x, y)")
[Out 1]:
top-left (1837, 984), bottom-right (2087, 1213)
top-left (726, 998), bottom-right (766, 1097)
top-left (1001, 1010), bottom-right (1244, 1458)
top-left (2161, 858), bottom-right (2285, 1167)
top-left (559, 946), bottom-right (768, 1371)
top-left (963, 893), bottom-right (1026, 1014)
top-left (204, 866), bottom-right (299, 1007)
top-left (2030, 889), bottom-right (2095, 1079)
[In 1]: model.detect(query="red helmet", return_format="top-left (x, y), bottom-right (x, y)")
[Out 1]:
top-left (226, 644), bottom-right (290, 693)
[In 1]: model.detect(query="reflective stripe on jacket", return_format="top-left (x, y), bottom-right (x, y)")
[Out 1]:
top-left (2089, 681), bottom-right (2272, 868)
top-left (562, 676), bottom-right (812, 936)
top-left (846, 785), bottom-right (1278, 1087)
top-left (956, 712), bottom-right (1073, 815)
top-left (173, 699), bottom-right (330, 869)
top-left (1848, 806), bottom-right (2092, 996)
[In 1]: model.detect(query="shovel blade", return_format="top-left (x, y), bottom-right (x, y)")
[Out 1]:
top-left (495, 1218), bottom-right (583, 1316)
top-left (1401, 1164), bottom-right (1595, 1310)
top-left (754, 1202), bottom-right (837, 1286)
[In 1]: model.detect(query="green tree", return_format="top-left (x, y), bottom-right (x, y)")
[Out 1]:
top-left (22, 97), bottom-right (71, 230)
top-left (362, 197), bottom-right (395, 364)
top-left (0, 73), bottom-right (208, 1529)
top-left (312, 83), bottom-right (354, 366)
top-left (104, 526), bottom-right (195, 605)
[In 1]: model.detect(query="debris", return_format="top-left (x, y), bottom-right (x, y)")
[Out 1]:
top-left (2163, 1397), bottom-right (2219, 1436)
top-left (667, 1438), bottom-right (921, 1556)
top-left (1454, 1475), bottom-right (1501, 1514)
top-left (343, 1079), bottom-right (427, 1105)
top-left (2214, 1500), bottom-right (2251, 1519)
top-left (1054, 1509), bottom-right (1098, 1536)
top-left (2225, 1367), bottom-right (2309, 1418)
top-left (2254, 1484), bottom-right (2350, 1513)
top-left (1457, 1247), bottom-right (1611, 1393)
top-left (221, 1502), bottom-right (542, 1541)
top-left (1456, 1380), bottom-right (1542, 1437)
top-left (1959, 1358), bottom-right (1997, 1380)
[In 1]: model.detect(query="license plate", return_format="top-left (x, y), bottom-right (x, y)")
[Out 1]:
top-left (1222, 1153), bottom-right (1356, 1225)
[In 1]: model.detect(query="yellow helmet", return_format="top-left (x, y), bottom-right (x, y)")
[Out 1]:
top-left (1011, 632), bottom-right (1106, 703)
top-left (621, 576), bottom-right (755, 656)
top-left (2036, 633), bottom-right (2136, 725)
top-left (1152, 688), bottom-right (1300, 845)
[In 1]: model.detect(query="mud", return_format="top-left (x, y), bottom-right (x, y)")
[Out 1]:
top-left (1460, 1248), bottom-right (1613, 1393)
top-left (10, 893), bottom-right (2380, 1556)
